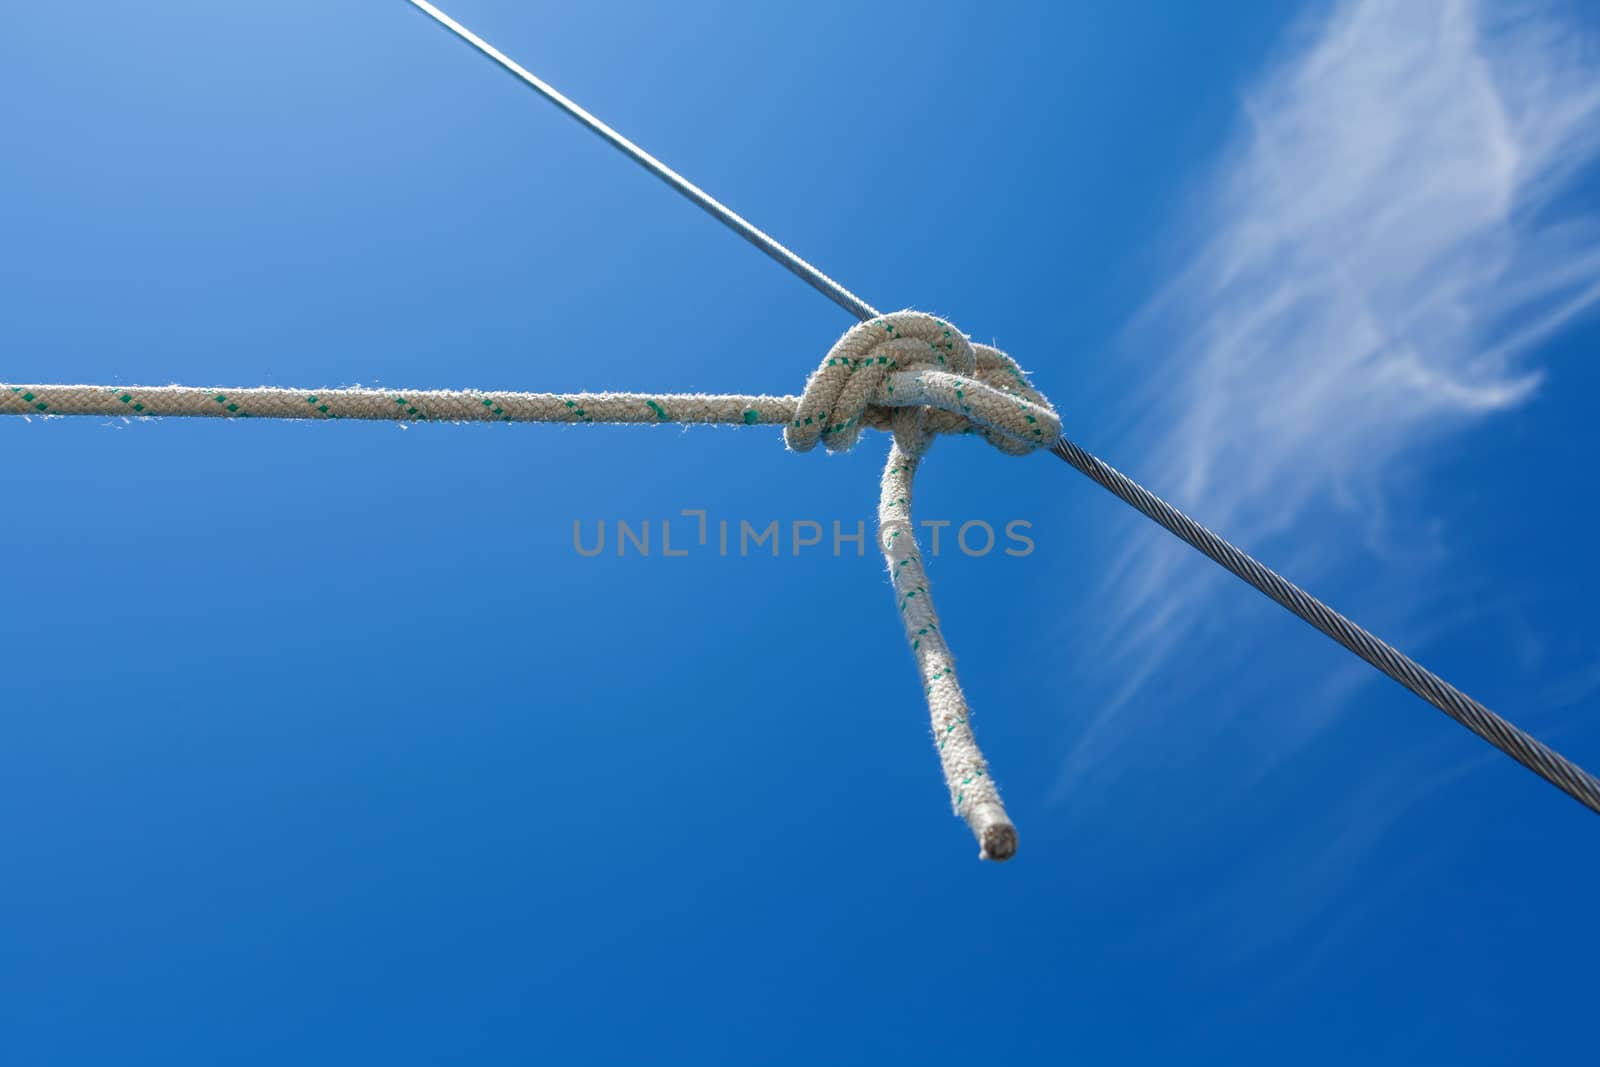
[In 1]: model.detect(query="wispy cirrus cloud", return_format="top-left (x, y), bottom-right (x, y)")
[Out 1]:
top-left (1060, 0), bottom-right (1600, 796)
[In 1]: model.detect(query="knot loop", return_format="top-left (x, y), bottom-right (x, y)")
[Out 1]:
top-left (784, 311), bottom-right (1060, 458)
top-left (782, 311), bottom-right (1057, 859)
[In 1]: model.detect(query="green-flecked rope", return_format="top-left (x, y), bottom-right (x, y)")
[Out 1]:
top-left (2, 311), bottom-right (1059, 861)
top-left (788, 312), bottom-right (1059, 860)
top-left (1, 384), bottom-right (798, 427)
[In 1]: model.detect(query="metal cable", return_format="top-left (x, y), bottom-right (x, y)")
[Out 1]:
top-left (405, 1), bottom-right (1600, 817)
top-left (406, 0), bottom-right (878, 322)
top-left (1051, 437), bottom-right (1600, 815)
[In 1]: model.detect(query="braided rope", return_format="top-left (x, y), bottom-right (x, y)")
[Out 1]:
top-left (2, 311), bottom-right (1060, 860)
top-left (14, 318), bottom-right (1597, 838)
top-left (2, 383), bottom-right (797, 426)
top-left (787, 314), bottom-right (1060, 858)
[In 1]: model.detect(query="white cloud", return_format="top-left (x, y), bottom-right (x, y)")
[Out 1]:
top-left (1059, 0), bottom-right (1600, 795)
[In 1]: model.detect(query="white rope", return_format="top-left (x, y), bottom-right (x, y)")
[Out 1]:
top-left (790, 313), bottom-right (1058, 859)
top-left (3, 310), bottom-right (1060, 860)
top-left (12, 0), bottom-right (1595, 874)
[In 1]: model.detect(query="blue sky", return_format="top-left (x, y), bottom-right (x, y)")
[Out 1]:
top-left (3, 1), bottom-right (1599, 1062)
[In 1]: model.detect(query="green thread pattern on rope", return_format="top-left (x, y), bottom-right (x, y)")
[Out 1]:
top-left (0, 311), bottom-right (1060, 861)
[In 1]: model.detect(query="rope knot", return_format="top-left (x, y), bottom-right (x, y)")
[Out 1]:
top-left (784, 311), bottom-right (1060, 458)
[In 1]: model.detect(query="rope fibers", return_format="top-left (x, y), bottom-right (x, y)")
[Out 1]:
top-left (4, 311), bottom-right (1060, 859)
top-left (6, 2), bottom-right (1596, 865)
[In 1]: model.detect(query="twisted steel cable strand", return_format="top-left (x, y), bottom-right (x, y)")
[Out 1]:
top-left (1050, 436), bottom-right (1600, 814)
